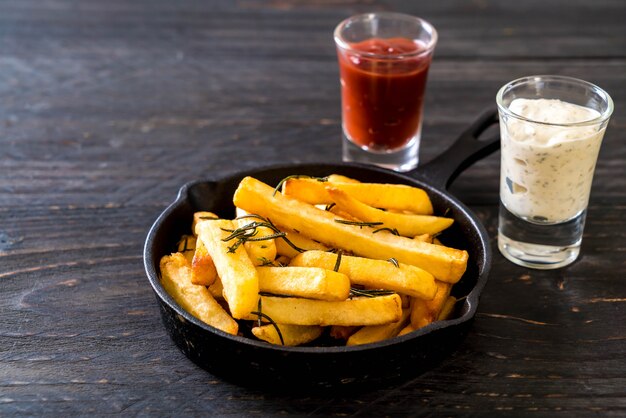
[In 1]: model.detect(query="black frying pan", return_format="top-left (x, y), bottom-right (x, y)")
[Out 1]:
top-left (143, 110), bottom-right (500, 391)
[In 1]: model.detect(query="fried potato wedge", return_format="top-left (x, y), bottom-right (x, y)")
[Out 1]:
top-left (252, 324), bottom-right (323, 346)
top-left (347, 308), bottom-right (411, 346)
top-left (159, 253), bottom-right (238, 335)
top-left (257, 266), bottom-right (350, 301)
top-left (274, 229), bottom-right (329, 259)
top-left (289, 250), bottom-right (437, 300)
top-left (190, 238), bottom-right (218, 286)
top-left (248, 294), bottom-right (402, 326)
top-left (233, 177), bottom-right (467, 283)
top-left (282, 177), bottom-right (433, 214)
top-left (196, 219), bottom-right (259, 319)
top-left (327, 187), bottom-right (453, 236)
top-left (410, 281), bottom-right (453, 329)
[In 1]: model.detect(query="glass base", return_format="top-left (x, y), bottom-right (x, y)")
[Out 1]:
top-left (497, 203), bottom-right (585, 269)
top-left (342, 132), bottom-right (419, 172)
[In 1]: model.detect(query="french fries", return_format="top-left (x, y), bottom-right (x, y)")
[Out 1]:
top-left (233, 176), bottom-right (468, 283)
top-left (347, 308), bottom-right (411, 346)
top-left (196, 219), bottom-right (260, 319)
top-left (410, 281), bottom-right (453, 329)
top-left (326, 187), bottom-right (454, 236)
top-left (282, 177), bottom-right (434, 214)
top-left (160, 253), bottom-right (238, 335)
top-left (257, 266), bottom-right (350, 301)
top-left (190, 238), bottom-right (218, 286)
top-left (249, 294), bottom-right (402, 326)
top-left (159, 173), bottom-right (468, 347)
top-left (289, 250), bottom-right (437, 300)
top-left (252, 324), bottom-right (323, 346)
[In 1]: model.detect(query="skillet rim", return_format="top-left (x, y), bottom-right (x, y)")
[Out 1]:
top-left (143, 161), bottom-right (492, 354)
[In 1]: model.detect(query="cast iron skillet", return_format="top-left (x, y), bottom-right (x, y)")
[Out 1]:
top-left (143, 110), bottom-right (500, 391)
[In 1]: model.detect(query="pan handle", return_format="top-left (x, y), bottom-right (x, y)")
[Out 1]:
top-left (411, 109), bottom-right (500, 190)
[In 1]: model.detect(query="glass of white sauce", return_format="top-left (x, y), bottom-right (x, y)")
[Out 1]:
top-left (496, 75), bottom-right (613, 269)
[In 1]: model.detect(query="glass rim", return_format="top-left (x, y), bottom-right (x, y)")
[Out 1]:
top-left (333, 12), bottom-right (438, 60)
top-left (496, 75), bottom-right (614, 127)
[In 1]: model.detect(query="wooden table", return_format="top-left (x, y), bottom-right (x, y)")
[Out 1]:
top-left (2, 0), bottom-right (624, 416)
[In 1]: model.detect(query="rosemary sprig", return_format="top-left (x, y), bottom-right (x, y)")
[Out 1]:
top-left (258, 257), bottom-right (276, 267)
top-left (373, 227), bottom-right (400, 236)
top-left (387, 258), bottom-right (399, 268)
top-left (349, 288), bottom-right (396, 298)
top-left (334, 220), bottom-right (383, 228)
top-left (231, 214), bottom-right (307, 253)
top-left (272, 175), bottom-right (329, 196)
top-left (333, 249), bottom-right (343, 272)
top-left (251, 299), bottom-right (284, 345)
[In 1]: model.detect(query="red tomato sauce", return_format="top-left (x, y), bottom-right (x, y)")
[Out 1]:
top-left (338, 37), bottom-right (433, 150)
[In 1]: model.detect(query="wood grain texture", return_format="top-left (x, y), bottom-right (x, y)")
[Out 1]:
top-left (1, 0), bottom-right (624, 416)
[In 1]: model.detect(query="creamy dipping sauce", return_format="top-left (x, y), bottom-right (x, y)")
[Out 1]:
top-left (500, 98), bottom-right (605, 223)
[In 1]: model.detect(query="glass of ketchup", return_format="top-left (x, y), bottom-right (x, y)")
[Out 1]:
top-left (334, 13), bottom-right (438, 171)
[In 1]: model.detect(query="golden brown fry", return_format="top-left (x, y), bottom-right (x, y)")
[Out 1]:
top-left (327, 174), bottom-right (360, 183)
top-left (190, 238), bottom-right (218, 286)
top-left (347, 308), bottom-right (411, 346)
top-left (282, 178), bottom-right (433, 214)
top-left (327, 187), bottom-right (453, 237)
top-left (397, 323), bottom-right (416, 337)
top-left (413, 234), bottom-right (434, 243)
top-left (196, 219), bottom-right (259, 319)
top-left (274, 229), bottom-right (329, 259)
top-left (233, 177), bottom-right (467, 283)
top-left (289, 250), bottom-right (437, 300)
top-left (192, 211), bottom-right (219, 235)
top-left (410, 281), bottom-right (453, 329)
top-left (159, 253), bottom-right (238, 335)
top-left (257, 266), bottom-right (350, 301)
top-left (437, 296), bottom-right (457, 321)
top-left (252, 324), bottom-right (323, 346)
top-left (208, 277), bottom-right (224, 299)
top-left (176, 235), bottom-right (197, 264)
top-left (248, 294), bottom-right (402, 326)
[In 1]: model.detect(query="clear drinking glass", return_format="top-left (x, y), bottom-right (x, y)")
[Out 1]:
top-left (334, 12), bottom-right (437, 172)
top-left (496, 75), bottom-right (614, 269)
